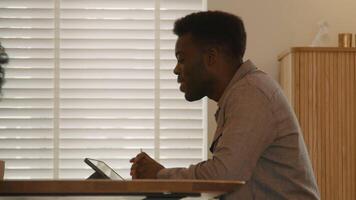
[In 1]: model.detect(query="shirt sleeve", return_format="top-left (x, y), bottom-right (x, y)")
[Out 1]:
top-left (157, 84), bottom-right (277, 181)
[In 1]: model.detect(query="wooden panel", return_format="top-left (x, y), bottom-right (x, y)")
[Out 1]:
top-left (279, 47), bottom-right (356, 200)
top-left (0, 160), bottom-right (4, 180)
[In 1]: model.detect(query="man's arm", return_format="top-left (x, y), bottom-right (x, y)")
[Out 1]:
top-left (131, 85), bottom-right (277, 181)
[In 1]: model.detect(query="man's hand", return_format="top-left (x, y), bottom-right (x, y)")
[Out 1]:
top-left (130, 152), bottom-right (165, 179)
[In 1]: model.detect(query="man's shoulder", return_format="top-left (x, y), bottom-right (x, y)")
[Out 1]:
top-left (243, 70), bottom-right (281, 102)
top-left (226, 69), bottom-right (280, 100)
top-left (223, 70), bottom-right (278, 108)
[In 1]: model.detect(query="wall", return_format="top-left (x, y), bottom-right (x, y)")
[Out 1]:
top-left (290, 0), bottom-right (356, 46)
top-left (207, 0), bottom-right (356, 151)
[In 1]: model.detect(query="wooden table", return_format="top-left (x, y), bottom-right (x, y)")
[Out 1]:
top-left (0, 179), bottom-right (244, 199)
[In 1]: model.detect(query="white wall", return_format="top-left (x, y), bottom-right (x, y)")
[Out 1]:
top-left (290, 0), bottom-right (356, 46)
top-left (207, 0), bottom-right (356, 149)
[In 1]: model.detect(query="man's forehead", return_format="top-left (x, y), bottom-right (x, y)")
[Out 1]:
top-left (175, 34), bottom-right (196, 54)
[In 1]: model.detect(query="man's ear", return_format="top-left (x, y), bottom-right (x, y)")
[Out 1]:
top-left (203, 47), bottom-right (219, 68)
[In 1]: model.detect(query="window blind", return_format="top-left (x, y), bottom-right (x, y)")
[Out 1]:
top-left (159, 0), bottom-right (206, 169)
top-left (0, 0), bottom-right (55, 179)
top-left (0, 0), bottom-right (206, 180)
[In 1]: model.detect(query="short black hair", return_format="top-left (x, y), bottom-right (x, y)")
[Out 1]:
top-left (173, 10), bottom-right (246, 62)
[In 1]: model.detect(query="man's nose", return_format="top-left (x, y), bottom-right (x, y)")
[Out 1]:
top-left (173, 64), bottom-right (180, 75)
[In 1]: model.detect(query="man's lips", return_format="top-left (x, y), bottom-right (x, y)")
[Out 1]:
top-left (177, 76), bottom-right (183, 83)
top-left (177, 77), bottom-right (185, 92)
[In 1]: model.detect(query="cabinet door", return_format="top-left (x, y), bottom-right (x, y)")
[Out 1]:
top-left (280, 48), bottom-right (356, 200)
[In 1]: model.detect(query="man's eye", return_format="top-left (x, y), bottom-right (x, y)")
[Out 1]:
top-left (177, 59), bottom-right (184, 64)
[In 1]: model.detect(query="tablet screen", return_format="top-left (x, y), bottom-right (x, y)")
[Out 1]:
top-left (85, 158), bottom-right (124, 180)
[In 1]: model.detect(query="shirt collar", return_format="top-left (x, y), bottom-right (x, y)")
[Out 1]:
top-left (217, 60), bottom-right (258, 108)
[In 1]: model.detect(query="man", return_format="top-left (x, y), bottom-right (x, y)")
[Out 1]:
top-left (130, 11), bottom-right (320, 199)
top-left (0, 42), bottom-right (8, 91)
top-left (0, 42), bottom-right (8, 179)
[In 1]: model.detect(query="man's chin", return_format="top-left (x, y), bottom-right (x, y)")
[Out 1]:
top-left (184, 93), bottom-right (204, 102)
top-left (180, 85), bottom-right (204, 101)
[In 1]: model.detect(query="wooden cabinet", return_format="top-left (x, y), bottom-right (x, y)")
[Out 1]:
top-left (279, 47), bottom-right (356, 200)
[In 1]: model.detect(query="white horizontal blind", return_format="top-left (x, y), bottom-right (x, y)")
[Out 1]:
top-left (0, 0), bottom-right (55, 179)
top-left (159, 0), bottom-right (205, 168)
top-left (0, 0), bottom-right (205, 180)
top-left (58, 0), bottom-right (156, 179)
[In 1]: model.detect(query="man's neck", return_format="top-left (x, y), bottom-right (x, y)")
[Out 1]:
top-left (207, 62), bottom-right (243, 102)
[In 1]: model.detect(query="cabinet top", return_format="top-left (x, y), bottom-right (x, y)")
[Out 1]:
top-left (278, 47), bottom-right (356, 61)
top-left (292, 47), bottom-right (356, 52)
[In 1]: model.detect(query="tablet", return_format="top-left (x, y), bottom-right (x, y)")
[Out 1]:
top-left (84, 158), bottom-right (124, 180)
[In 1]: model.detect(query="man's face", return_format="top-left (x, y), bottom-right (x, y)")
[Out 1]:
top-left (173, 34), bottom-right (209, 102)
